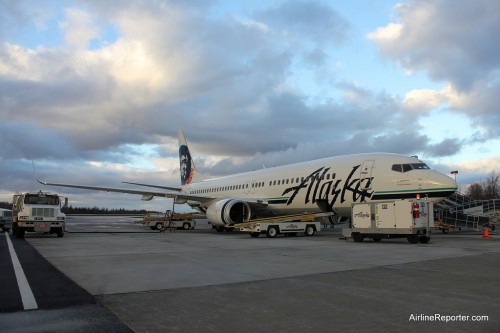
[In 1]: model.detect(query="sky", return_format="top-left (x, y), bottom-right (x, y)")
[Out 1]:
top-left (1, 0), bottom-right (499, 211)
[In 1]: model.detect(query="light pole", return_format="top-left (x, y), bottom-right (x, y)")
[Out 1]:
top-left (450, 170), bottom-right (459, 227)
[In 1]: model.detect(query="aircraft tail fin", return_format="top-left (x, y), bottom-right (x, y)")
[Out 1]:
top-left (178, 130), bottom-right (208, 186)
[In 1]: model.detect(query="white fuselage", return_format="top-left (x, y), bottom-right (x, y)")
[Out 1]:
top-left (181, 153), bottom-right (457, 218)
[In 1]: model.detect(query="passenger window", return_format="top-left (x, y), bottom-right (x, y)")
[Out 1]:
top-left (392, 164), bottom-right (403, 173)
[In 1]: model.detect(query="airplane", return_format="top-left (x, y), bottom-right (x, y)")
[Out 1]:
top-left (37, 130), bottom-right (458, 231)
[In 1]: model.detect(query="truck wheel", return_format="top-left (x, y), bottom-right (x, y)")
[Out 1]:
top-left (266, 226), bottom-right (278, 238)
top-left (56, 228), bottom-right (65, 238)
top-left (150, 226), bottom-right (157, 230)
top-left (419, 236), bottom-right (430, 244)
top-left (407, 235), bottom-right (419, 244)
top-left (156, 222), bottom-right (166, 231)
top-left (352, 233), bottom-right (364, 242)
top-left (250, 232), bottom-right (260, 238)
top-left (15, 227), bottom-right (25, 239)
top-left (304, 225), bottom-right (315, 236)
top-left (182, 223), bottom-right (190, 230)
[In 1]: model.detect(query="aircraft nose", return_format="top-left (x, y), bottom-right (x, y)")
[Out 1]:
top-left (431, 171), bottom-right (458, 192)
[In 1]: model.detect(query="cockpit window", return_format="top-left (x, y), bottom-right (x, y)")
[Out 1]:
top-left (392, 163), bottom-right (430, 173)
top-left (392, 164), bottom-right (402, 172)
top-left (411, 163), bottom-right (430, 170)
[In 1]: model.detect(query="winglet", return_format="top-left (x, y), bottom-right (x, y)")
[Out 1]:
top-left (32, 160), bottom-right (47, 185)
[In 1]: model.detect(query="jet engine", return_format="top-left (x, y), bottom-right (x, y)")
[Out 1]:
top-left (206, 199), bottom-right (251, 226)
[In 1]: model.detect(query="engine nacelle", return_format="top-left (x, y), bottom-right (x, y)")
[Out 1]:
top-left (206, 199), bottom-right (251, 226)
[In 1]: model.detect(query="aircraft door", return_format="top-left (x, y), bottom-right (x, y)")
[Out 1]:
top-left (359, 160), bottom-right (374, 190)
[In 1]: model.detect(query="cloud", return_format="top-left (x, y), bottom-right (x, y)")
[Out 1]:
top-left (1, 1), bottom-right (498, 207)
top-left (369, 0), bottom-right (500, 147)
top-left (368, 0), bottom-right (500, 91)
top-left (255, 0), bottom-right (349, 45)
top-left (59, 8), bottom-right (99, 50)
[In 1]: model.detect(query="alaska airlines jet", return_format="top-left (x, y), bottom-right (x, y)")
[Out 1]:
top-left (38, 130), bottom-right (457, 231)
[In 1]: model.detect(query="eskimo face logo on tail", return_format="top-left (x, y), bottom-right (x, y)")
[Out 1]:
top-left (179, 145), bottom-right (193, 185)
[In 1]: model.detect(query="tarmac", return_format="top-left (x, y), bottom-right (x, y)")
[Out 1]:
top-left (1, 215), bottom-right (499, 332)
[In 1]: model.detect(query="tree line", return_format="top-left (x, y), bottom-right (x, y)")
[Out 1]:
top-left (465, 171), bottom-right (499, 200)
top-left (0, 201), bottom-right (147, 215)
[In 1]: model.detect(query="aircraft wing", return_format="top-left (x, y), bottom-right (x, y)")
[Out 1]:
top-left (36, 176), bottom-right (272, 207)
top-left (36, 178), bottom-right (213, 202)
top-left (122, 181), bottom-right (182, 192)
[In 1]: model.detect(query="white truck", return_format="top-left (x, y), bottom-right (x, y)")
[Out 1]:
top-left (0, 208), bottom-right (12, 232)
top-left (12, 191), bottom-right (67, 238)
top-left (342, 199), bottom-right (433, 244)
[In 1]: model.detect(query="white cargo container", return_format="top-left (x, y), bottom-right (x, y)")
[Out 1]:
top-left (343, 199), bottom-right (433, 244)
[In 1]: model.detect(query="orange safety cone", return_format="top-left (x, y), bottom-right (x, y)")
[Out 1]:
top-left (482, 227), bottom-right (492, 239)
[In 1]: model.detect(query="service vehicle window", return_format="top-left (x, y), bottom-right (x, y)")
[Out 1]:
top-left (24, 194), bottom-right (59, 205)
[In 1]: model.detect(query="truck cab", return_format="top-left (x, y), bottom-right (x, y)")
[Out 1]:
top-left (12, 191), bottom-right (67, 238)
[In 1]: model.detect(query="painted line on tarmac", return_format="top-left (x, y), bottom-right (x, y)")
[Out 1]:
top-left (5, 233), bottom-right (38, 310)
